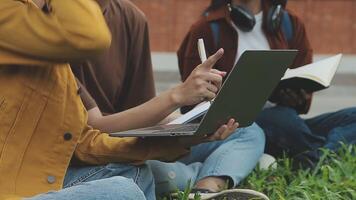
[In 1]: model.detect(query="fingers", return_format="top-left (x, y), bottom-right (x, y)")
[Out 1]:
top-left (210, 69), bottom-right (227, 77)
top-left (206, 82), bottom-right (219, 93)
top-left (207, 125), bottom-right (227, 142)
top-left (219, 119), bottom-right (239, 139)
top-left (287, 89), bottom-right (305, 106)
top-left (204, 72), bottom-right (223, 89)
top-left (199, 48), bottom-right (224, 70)
top-left (203, 90), bottom-right (216, 101)
top-left (299, 89), bottom-right (307, 97)
top-left (207, 119), bottom-right (239, 142)
top-left (299, 89), bottom-right (312, 99)
top-left (279, 89), bottom-right (298, 107)
top-left (206, 71), bottom-right (223, 82)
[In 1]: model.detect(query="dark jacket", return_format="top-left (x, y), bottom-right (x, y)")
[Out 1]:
top-left (177, 1), bottom-right (313, 114)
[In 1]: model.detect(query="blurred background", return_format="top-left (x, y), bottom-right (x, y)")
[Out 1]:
top-left (131, 0), bottom-right (356, 117)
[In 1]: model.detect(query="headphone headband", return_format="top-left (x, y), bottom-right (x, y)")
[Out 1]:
top-left (228, 0), bottom-right (287, 33)
top-left (272, 0), bottom-right (287, 7)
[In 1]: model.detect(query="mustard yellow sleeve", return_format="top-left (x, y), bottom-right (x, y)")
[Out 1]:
top-left (0, 0), bottom-right (111, 63)
top-left (75, 126), bottom-right (190, 165)
top-left (0, 195), bottom-right (21, 200)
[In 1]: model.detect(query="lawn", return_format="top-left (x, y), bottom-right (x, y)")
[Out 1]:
top-left (173, 145), bottom-right (356, 200)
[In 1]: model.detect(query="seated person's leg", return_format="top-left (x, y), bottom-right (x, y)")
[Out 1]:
top-left (64, 163), bottom-right (154, 200)
top-left (26, 176), bottom-right (145, 200)
top-left (256, 106), bottom-right (325, 162)
top-left (193, 123), bottom-right (265, 190)
top-left (146, 160), bottom-right (202, 196)
top-left (305, 107), bottom-right (356, 151)
top-left (147, 123), bottom-right (265, 195)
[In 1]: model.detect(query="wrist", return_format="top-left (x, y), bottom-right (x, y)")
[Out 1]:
top-left (168, 86), bottom-right (184, 108)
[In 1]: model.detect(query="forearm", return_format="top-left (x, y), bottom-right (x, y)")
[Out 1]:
top-left (87, 49), bottom-right (225, 133)
top-left (75, 126), bottom-right (190, 165)
top-left (88, 88), bottom-right (181, 133)
top-left (158, 112), bottom-right (182, 125)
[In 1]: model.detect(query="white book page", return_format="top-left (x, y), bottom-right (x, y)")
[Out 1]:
top-left (168, 101), bottom-right (211, 125)
top-left (282, 54), bottom-right (342, 87)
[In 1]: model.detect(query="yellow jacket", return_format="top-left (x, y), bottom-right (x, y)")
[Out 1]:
top-left (0, 0), bottom-right (188, 198)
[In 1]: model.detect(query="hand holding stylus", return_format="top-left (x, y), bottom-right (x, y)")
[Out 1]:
top-left (198, 38), bottom-right (226, 103)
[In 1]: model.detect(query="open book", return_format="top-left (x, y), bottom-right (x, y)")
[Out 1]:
top-left (279, 54), bottom-right (343, 92)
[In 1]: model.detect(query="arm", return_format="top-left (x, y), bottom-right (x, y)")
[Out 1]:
top-left (86, 49), bottom-right (226, 133)
top-left (272, 13), bottom-right (314, 114)
top-left (75, 126), bottom-right (190, 164)
top-left (0, 0), bottom-right (111, 63)
top-left (177, 24), bottom-right (213, 114)
top-left (289, 13), bottom-right (313, 114)
top-left (77, 73), bottom-right (192, 164)
top-left (75, 49), bottom-right (239, 165)
top-left (87, 89), bottom-right (182, 133)
top-left (75, 117), bottom-right (238, 165)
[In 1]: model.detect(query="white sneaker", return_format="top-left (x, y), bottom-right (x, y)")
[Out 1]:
top-left (187, 188), bottom-right (270, 200)
top-left (258, 154), bottom-right (277, 170)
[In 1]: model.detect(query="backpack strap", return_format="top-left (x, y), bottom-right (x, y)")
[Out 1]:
top-left (205, 11), bottom-right (221, 47)
top-left (210, 21), bottom-right (221, 47)
top-left (281, 11), bottom-right (294, 44)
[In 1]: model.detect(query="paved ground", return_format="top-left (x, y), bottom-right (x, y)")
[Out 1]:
top-left (152, 53), bottom-right (356, 118)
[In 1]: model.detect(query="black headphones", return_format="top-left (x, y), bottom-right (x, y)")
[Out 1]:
top-left (229, 0), bottom-right (288, 33)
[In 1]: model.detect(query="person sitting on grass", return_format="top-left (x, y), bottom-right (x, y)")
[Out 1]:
top-left (177, 0), bottom-right (356, 168)
top-left (71, 0), bottom-right (268, 199)
top-left (0, 0), bottom-right (266, 200)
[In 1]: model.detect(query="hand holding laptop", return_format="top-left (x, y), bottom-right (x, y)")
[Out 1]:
top-left (175, 118), bottom-right (239, 147)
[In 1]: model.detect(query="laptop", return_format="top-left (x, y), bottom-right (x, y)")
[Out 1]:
top-left (110, 50), bottom-right (298, 137)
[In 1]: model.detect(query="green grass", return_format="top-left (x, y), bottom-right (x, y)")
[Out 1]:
top-left (170, 145), bottom-right (356, 200)
top-left (239, 145), bottom-right (356, 200)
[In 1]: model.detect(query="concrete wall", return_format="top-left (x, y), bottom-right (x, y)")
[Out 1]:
top-left (132, 0), bottom-right (356, 54)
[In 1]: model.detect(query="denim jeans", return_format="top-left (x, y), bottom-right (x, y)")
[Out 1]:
top-left (27, 164), bottom-right (154, 200)
top-left (146, 123), bottom-right (265, 196)
top-left (256, 106), bottom-right (356, 165)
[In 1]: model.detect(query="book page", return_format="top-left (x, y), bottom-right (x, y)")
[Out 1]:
top-left (282, 54), bottom-right (342, 87)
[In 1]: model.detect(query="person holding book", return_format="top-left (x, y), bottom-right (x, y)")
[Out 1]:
top-left (0, 0), bottom-right (253, 199)
top-left (71, 0), bottom-right (268, 198)
top-left (177, 0), bottom-right (356, 168)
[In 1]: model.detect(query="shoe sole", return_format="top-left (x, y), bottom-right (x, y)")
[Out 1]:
top-left (190, 189), bottom-right (270, 200)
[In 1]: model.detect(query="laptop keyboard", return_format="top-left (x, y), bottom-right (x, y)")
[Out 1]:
top-left (154, 124), bottom-right (200, 133)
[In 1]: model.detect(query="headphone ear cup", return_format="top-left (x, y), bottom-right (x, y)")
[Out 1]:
top-left (266, 5), bottom-right (283, 33)
top-left (230, 5), bottom-right (256, 32)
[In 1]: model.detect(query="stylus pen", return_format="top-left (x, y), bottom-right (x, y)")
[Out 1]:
top-left (198, 38), bottom-right (207, 62)
top-left (197, 38), bottom-right (213, 105)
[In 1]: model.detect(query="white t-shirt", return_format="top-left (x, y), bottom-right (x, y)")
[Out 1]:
top-left (231, 12), bottom-right (275, 109)
top-left (232, 12), bottom-right (271, 65)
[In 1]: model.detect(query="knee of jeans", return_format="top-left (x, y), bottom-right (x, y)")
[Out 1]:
top-left (343, 107), bottom-right (356, 120)
top-left (99, 177), bottom-right (146, 200)
top-left (248, 123), bottom-right (266, 152)
top-left (147, 161), bottom-right (197, 196)
top-left (139, 164), bottom-right (155, 186)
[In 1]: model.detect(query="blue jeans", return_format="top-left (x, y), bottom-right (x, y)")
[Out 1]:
top-left (146, 123), bottom-right (265, 196)
top-left (28, 164), bottom-right (154, 200)
top-left (256, 106), bottom-right (356, 165)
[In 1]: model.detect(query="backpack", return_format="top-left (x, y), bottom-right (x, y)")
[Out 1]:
top-left (209, 11), bottom-right (294, 47)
